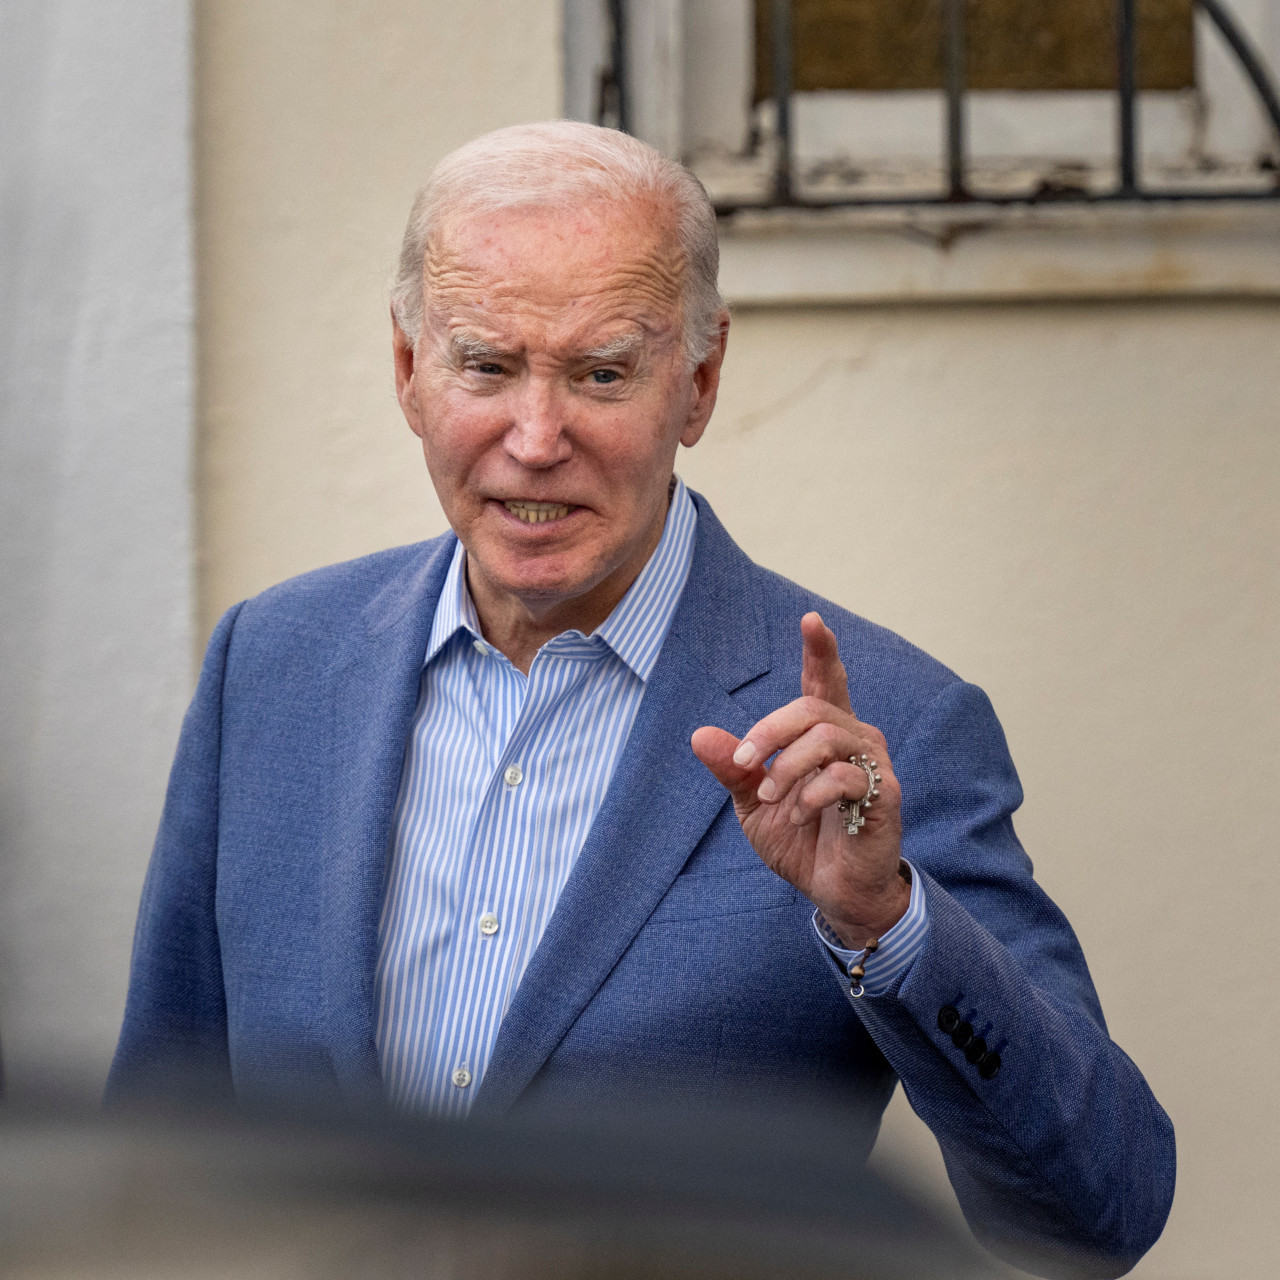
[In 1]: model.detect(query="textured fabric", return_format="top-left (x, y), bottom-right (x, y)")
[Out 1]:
top-left (376, 480), bottom-right (697, 1113)
top-left (109, 491), bottom-right (1175, 1277)
top-left (812, 861), bottom-right (929, 996)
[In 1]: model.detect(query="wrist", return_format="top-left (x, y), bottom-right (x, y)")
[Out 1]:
top-left (821, 860), bottom-right (912, 949)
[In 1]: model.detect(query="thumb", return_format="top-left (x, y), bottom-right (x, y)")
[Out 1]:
top-left (800, 611), bottom-right (853, 714)
top-left (691, 725), bottom-right (765, 805)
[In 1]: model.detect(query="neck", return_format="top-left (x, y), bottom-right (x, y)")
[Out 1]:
top-left (467, 492), bottom-right (671, 675)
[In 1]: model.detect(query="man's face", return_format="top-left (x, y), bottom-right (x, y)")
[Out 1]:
top-left (393, 197), bottom-right (726, 625)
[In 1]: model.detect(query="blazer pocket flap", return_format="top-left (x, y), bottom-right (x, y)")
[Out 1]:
top-left (647, 866), bottom-right (797, 923)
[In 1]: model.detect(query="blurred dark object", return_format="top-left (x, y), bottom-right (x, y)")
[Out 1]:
top-left (0, 1098), bottom-right (1004, 1280)
top-left (754, 0), bottom-right (1194, 96)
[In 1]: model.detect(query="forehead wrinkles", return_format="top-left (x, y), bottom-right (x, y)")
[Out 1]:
top-left (421, 205), bottom-right (688, 334)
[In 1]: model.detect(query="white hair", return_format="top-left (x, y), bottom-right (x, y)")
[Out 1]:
top-left (390, 121), bottom-right (725, 366)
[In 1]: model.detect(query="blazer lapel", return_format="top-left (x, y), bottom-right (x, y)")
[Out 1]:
top-left (475, 497), bottom-right (773, 1114)
top-left (308, 536), bottom-right (456, 1106)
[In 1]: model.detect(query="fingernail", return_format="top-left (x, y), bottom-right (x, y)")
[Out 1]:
top-left (757, 778), bottom-right (776, 802)
top-left (733, 740), bottom-right (756, 767)
top-left (790, 806), bottom-right (805, 825)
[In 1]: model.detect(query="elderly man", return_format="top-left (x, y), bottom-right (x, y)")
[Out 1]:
top-left (110, 123), bottom-right (1173, 1274)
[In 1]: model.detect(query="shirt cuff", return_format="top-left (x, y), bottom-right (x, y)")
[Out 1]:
top-left (811, 861), bottom-right (929, 997)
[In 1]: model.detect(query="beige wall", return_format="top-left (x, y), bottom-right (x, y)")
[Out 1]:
top-left (198, 4), bottom-right (1279, 1276)
top-left (700, 302), bottom-right (1280, 1280)
top-left (198, 0), bottom-right (561, 629)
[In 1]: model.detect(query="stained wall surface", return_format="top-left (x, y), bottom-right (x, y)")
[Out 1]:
top-left (101, 2), bottom-right (1280, 1278)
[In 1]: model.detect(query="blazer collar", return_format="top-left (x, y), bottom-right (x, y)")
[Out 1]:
top-left (316, 532), bottom-right (457, 1105)
top-left (666, 492), bottom-right (772, 695)
top-left (362, 531), bottom-right (458, 639)
top-left (474, 492), bottom-right (774, 1114)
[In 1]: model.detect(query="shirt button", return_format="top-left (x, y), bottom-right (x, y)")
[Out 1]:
top-left (451, 1065), bottom-right (472, 1089)
top-left (478, 912), bottom-right (500, 937)
top-left (472, 638), bottom-right (488, 655)
top-left (503, 764), bottom-right (523, 787)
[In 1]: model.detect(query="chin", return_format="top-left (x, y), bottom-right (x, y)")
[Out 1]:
top-left (479, 548), bottom-right (597, 602)
top-left (506, 567), bottom-right (600, 608)
top-left (466, 514), bottom-right (624, 611)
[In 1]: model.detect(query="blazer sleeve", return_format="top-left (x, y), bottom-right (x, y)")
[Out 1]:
top-left (849, 680), bottom-right (1175, 1280)
top-left (105, 604), bottom-right (244, 1105)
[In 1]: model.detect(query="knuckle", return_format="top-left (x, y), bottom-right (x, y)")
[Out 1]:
top-left (826, 763), bottom-right (858, 795)
top-left (802, 774), bottom-right (832, 803)
top-left (765, 758), bottom-right (794, 788)
top-left (748, 718), bottom-right (778, 748)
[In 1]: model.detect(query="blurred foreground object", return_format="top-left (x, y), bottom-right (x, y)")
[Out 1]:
top-left (0, 1100), bottom-right (1001, 1280)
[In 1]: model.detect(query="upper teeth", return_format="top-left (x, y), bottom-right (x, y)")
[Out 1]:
top-left (505, 501), bottom-right (572, 524)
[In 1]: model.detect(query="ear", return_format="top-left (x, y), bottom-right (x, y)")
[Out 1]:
top-left (392, 310), bottom-right (425, 440)
top-left (679, 309), bottom-right (730, 449)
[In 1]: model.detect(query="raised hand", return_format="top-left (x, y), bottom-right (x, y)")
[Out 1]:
top-left (690, 612), bottom-right (908, 947)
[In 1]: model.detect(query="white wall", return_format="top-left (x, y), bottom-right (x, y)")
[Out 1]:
top-left (0, 0), bottom-right (195, 1090)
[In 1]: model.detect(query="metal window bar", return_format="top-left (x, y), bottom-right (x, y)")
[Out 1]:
top-left (1117, 0), bottom-right (1139, 194)
top-left (1200, 0), bottom-right (1280, 137)
top-left (772, 0), bottom-right (795, 203)
top-left (605, 0), bottom-right (630, 136)
top-left (683, 0), bottom-right (1280, 213)
top-left (945, 0), bottom-right (968, 201)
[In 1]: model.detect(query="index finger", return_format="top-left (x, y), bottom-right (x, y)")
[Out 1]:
top-left (800, 612), bottom-right (853, 715)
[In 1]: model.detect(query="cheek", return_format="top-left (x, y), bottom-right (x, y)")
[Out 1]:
top-left (418, 395), bottom-right (505, 473)
top-left (599, 383), bottom-right (690, 476)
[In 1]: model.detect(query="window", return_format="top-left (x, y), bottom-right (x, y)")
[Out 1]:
top-left (563, 1), bottom-right (1280, 303)
top-left (753, 1), bottom-right (1195, 95)
top-left (564, 0), bottom-right (1280, 205)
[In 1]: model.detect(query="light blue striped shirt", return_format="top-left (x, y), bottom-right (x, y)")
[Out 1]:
top-left (813, 869), bottom-right (928, 996)
top-left (375, 478), bottom-right (927, 1113)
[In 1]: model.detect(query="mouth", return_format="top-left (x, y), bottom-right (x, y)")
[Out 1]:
top-left (502, 500), bottom-right (577, 525)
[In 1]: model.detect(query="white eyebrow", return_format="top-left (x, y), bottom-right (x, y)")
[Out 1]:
top-left (580, 333), bottom-right (644, 362)
top-left (449, 331), bottom-right (511, 362)
top-left (447, 330), bottom-right (643, 364)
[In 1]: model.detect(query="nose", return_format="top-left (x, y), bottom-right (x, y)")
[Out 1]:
top-left (503, 376), bottom-right (571, 469)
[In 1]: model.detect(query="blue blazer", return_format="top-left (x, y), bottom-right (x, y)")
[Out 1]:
top-left (110, 494), bottom-right (1174, 1275)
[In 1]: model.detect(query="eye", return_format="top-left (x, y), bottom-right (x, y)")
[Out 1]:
top-left (474, 362), bottom-right (504, 376)
top-left (589, 368), bottom-right (621, 385)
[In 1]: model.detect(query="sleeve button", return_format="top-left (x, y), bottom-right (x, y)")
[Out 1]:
top-left (937, 1005), bottom-right (961, 1034)
top-left (978, 1051), bottom-right (1002, 1080)
top-left (964, 1035), bottom-right (988, 1064)
top-left (951, 1021), bottom-right (974, 1050)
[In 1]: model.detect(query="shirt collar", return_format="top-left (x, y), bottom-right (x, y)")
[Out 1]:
top-left (424, 476), bottom-right (698, 682)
